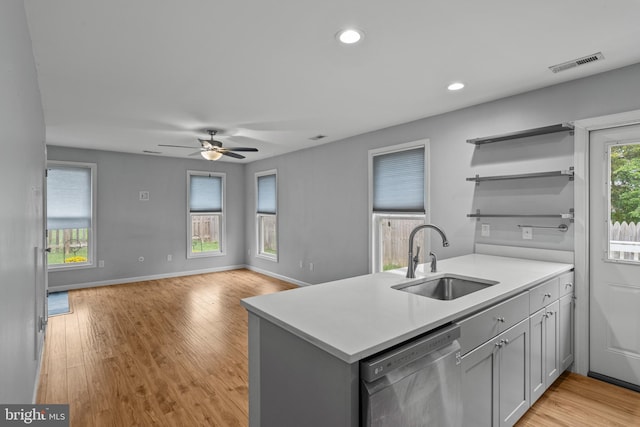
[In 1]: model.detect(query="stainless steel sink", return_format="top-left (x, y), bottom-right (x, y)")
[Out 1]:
top-left (393, 275), bottom-right (499, 300)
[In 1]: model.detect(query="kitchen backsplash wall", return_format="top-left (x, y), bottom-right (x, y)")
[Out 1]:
top-left (469, 130), bottom-right (574, 251)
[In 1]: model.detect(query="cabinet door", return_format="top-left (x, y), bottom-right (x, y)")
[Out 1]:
top-left (544, 300), bottom-right (560, 387)
top-left (529, 309), bottom-right (545, 404)
top-left (498, 319), bottom-right (530, 427)
top-left (559, 294), bottom-right (574, 371)
top-left (462, 339), bottom-right (499, 427)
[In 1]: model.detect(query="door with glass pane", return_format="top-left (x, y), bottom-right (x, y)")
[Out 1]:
top-left (589, 124), bottom-right (640, 389)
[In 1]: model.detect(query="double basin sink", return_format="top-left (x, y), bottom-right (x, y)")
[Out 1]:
top-left (393, 274), bottom-right (499, 300)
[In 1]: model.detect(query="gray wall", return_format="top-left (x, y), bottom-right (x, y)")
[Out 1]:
top-left (47, 147), bottom-right (246, 289)
top-left (0, 0), bottom-right (47, 403)
top-left (245, 63), bottom-right (640, 285)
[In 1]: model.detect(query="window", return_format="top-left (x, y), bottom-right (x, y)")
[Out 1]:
top-left (46, 161), bottom-right (96, 269)
top-left (607, 141), bottom-right (640, 263)
top-left (188, 171), bottom-right (225, 257)
top-left (256, 170), bottom-right (277, 260)
top-left (369, 141), bottom-right (428, 272)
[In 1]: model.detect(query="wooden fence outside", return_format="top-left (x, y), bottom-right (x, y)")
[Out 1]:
top-left (381, 219), bottom-right (425, 269)
top-left (191, 215), bottom-right (219, 243)
top-left (610, 221), bottom-right (640, 261)
top-left (47, 228), bottom-right (88, 255)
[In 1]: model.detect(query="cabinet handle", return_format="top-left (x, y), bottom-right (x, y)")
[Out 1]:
top-left (565, 283), bottom-right (573, 288)
top-left (544, 293), bottom-right (552, 298)
top-left (495, 342), bottom-right (503, 348)
top-left (496, 317), bottom-right (505, 323)
top-left (501, 338), bottom-right (509, 345)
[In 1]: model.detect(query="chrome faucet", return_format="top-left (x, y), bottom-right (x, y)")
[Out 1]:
top-left (406, 224), bottom-right (449, 278)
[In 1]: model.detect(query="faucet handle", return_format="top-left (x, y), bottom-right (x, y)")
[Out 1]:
top-left (414, 245), bottom-right (421, 259)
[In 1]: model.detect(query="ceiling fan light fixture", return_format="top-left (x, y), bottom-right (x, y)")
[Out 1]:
top-left (447, 82), bottom-right (465, 91)
top-left (337, 28), bottom-right (363, 45)
top-left (201, 150), bottom-right (223, 161)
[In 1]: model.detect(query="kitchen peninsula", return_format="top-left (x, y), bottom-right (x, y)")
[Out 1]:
top-left (241, 253), bottom-right (574, 427)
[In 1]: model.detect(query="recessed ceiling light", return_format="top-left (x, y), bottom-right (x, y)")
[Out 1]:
top-left (448, 82), bottom-right (465, 91)
top-left (337, 29), bottom-right (363, 44)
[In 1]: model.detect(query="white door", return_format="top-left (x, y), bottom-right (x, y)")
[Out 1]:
top-left (589, 124), bottom-right (640, 389)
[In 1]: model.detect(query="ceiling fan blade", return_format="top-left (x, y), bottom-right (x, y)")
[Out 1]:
top-left (221, 151), bottom-right (245, 159)
top-left (225, 147), bottom-right (259, 152)
top-left (158, 144), bottom-right (199, 149)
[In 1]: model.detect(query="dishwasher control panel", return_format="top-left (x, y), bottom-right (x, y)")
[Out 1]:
top-left (360, 323), bottom-right (460, 382)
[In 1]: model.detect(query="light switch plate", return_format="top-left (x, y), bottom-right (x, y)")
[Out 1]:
top-left (481, 224), bottom-right (490, 237)
top-left (139, 191), bottom-right (150, 201)
top-left (522, 227), bottom-right (533, 240)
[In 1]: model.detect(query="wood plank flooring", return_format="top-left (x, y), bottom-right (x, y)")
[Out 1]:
top-left (38, 269), bottom-right (640, 426)
top-left (37, 269), bottom-right (296, 426)
top-left (516, 371), bottom-right (640, 427)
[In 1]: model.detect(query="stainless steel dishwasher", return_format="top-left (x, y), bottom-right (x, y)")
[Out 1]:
top-left (360, 323), bottom-right (462, 427)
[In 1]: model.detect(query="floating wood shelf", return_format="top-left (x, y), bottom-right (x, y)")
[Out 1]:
top-left (466, 168), bottom-right (574, 184)
top-left (467, 123), bottom-right (574, 145)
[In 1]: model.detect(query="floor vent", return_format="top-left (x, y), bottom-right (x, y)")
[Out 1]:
top-left (549, 52), bottom-right (604, 73)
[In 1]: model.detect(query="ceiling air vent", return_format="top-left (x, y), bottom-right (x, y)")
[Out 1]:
top-left (548, 52), bottom-right (604, 73)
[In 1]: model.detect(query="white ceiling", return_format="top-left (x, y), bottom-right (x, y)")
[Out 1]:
top-left (24, 0), bottom-right (640, 163)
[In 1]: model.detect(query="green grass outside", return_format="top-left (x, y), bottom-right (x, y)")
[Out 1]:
top-left (48, 247), bottom-right (88, 265)
top-left (192, 240), bottom-right (220, 253)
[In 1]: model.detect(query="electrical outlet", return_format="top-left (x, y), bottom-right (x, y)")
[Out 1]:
top-left (139, 191), bottom-right (149, 201)
top-left (481, 224), bottom-right (490, 237)
top-left (522, 227), bottom-right (533, 240)
top-left (99, 260), bottom-right (104, 268)
top-left (167, 254), bottom-right (172, 262)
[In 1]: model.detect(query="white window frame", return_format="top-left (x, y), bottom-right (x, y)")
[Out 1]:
top-left (187, 170), bottom-right (226, 258)
top-left (368, 140), bottom-right (430, 273)
top-left (47, 160), bottom-right (97, 271)
top-left (255, 169), bottom-right (278, 262)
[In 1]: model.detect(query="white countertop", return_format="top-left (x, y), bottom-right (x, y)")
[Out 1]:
top-left (241, 254), bottom-right (573, 364)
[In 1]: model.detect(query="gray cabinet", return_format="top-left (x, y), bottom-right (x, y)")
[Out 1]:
top-left (529, 271), bottom-right (575, 405)
top-left (462, 319), bottom-right (530, 427)
top-left (529, 284), bottom-right (560, 405)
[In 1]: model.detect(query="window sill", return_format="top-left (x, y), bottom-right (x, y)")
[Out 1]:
top-left (187, 251), bottom-right (226, 259)
top-left (48, 262), bottom-right (94, 272)
top-left (257, 253), bottom-right (278, 262)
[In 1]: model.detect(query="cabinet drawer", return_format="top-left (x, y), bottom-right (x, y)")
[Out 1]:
top-left (459, 292), bottom-right (529, 355)
top-left (529, 278), bottom-right (559, 314)
top-left (558, 271), bottom-right (574, 298)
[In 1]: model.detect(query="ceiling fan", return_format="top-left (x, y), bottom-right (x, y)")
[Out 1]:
top-left (159, 130), bottom-right (259, 160)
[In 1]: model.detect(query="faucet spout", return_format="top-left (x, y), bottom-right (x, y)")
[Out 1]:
top-left (406, 224), bottom-right (449, 278)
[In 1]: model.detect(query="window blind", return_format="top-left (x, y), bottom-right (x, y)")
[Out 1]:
top-left (257, 174), bottom-right (276, 214)
top-left (190, 175), bottom-right (222, 212)
top-left (47, 166), bottom-right (92, 229)
top-left (373, 147), bottom-right (425, 212)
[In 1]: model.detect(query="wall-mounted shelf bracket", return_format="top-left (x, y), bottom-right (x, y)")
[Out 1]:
top-left (466, 167), bottom-right (574, 185)
top-left (467, 123), bottom-right (574, 145)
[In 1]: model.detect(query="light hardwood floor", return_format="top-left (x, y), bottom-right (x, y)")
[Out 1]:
top-left (38, 270), bottom-right (640, 426)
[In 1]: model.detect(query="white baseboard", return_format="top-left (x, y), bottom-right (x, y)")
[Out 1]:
top-left (48, 264), bottom-right (247, 291)
top-left (244, 265), bottom-right (309, 287)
